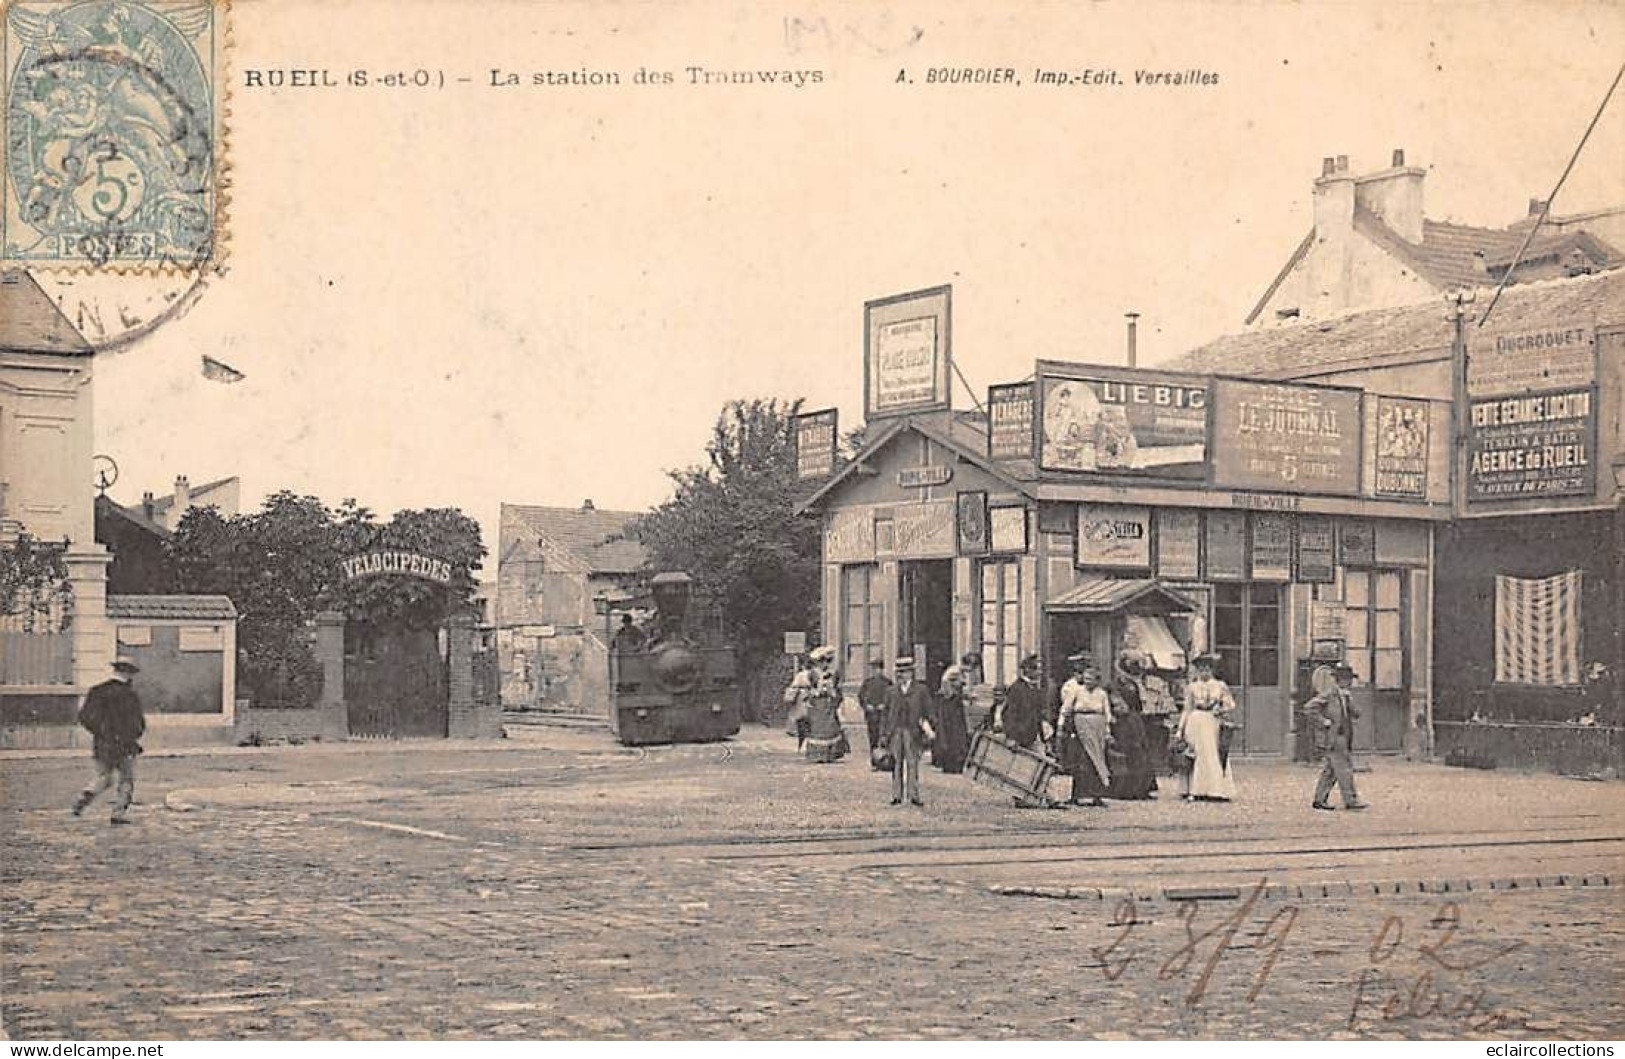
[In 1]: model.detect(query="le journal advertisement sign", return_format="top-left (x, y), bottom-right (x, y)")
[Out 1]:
top-left (1209, 378), bottom-right (1363, 496)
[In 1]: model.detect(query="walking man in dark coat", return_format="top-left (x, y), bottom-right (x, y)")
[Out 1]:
top-left (72, 657), bottom-right (146, 824)
top-left (857, 658), bottom-right (893, 770)
top-left (882, 656), bottom-right (935, 807)
top-left (1307, 662), bottom-right (1369, 811)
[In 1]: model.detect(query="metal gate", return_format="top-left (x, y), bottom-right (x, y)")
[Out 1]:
top-left (345, 622), bottom-right (449, 738)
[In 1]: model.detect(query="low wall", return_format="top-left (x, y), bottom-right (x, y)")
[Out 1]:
top-left (1434, 721), bottom-right (1622, 777)
top-left (233, 700), bottom-right (348, 744)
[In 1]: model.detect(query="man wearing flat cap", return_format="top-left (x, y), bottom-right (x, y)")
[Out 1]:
top-left (1304, 662), bottom-right (1368, 811)
top-left (72, 656), bottom-right (147, 824)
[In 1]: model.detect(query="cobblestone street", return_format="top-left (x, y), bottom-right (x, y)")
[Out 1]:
top-left (2, 725), bottom-right (1621, 1040)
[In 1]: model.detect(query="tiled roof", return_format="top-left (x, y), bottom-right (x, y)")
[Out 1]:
top-left (1165, 267), bottom-right (1625, 379)
top-left (1408, 217), bottom-right (1526, 288)
top-left (503, 504), bottom-right (648, 574)
top-left (145, 476), bottom-right (238, 515)
top-left (94, 495), bottom-right (172, 539)
top-left (1355, 211), bottom-right (1618, 292)
top-left (1046, 579), bottom-right (1197, 613)
top-left (107, 595), bottom-right (238, 621)
top-left (0, 270), bottom-right (91, 354)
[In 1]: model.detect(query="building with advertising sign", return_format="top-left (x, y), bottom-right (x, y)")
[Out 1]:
top-left (800, 341), bottom-right (1452, 760)
top-left (1175, 266), bottom-right (1624, 774)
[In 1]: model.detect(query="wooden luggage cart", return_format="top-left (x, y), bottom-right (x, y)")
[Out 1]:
top-left (965, 730), bottom-right (1061, 807)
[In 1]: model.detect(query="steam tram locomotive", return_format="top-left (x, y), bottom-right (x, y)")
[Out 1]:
top-left (608, 572), bottom-right (741, 745)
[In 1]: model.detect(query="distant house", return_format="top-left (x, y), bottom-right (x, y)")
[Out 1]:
top-left (94, 494), bottom-right (175, 594)
top-left (496, 500), bottom-right (648, 713)
top-left (139, 474), bottom-right (241, 531)
top-left (1245, 149), bottom-right (1622, 329)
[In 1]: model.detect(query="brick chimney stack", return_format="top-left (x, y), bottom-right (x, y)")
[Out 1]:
top-left (174, 475), bottom-right (191, 517)
top-left (581, 499), bottom-right (595, 511)
top-left (1354, 147), bottom-right (1427, 244)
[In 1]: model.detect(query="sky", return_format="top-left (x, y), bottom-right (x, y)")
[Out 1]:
top-left (78, 0), bottom-right (1625, 561)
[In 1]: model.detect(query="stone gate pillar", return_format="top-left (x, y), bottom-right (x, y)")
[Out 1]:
top-left (314, 611), bottom-right (347, 737)
top-left (447, 613), bottom-right (500, 739)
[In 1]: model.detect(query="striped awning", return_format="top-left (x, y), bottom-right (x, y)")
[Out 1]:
top-left (1045, 578), bottom-right (1195, 614)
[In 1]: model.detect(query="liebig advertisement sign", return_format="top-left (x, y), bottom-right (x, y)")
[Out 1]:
top-left (1036, 363), bottom-right (1208, 478)
top-left (1210, 379), bottom-right (1362, 496)
top-left (1467, 387), bottom-right (1596, 502)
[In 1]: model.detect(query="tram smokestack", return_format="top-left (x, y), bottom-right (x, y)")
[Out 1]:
top-left (1125, 312), bottom-right (1140, 368)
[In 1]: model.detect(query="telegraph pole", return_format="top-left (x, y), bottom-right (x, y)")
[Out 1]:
top-left (1448, 289), bottom-right (1475, 521)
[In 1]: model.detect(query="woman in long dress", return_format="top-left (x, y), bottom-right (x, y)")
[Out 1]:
top-left (1176, 653), bottom-right (1238, 801)
top-left (1057, 657), bottom-right (1112, 807)
top-left (1107, 651), bottom-right (1157, 800)
top-left (931, 654), bottom-right (976, 774)
top-left (802, 665), bottom-right (849, 763)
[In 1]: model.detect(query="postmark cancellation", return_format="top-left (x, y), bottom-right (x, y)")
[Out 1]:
top-left (3, 0), bottom-right (228, 272)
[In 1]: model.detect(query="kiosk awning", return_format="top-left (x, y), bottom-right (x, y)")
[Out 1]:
top-left (1125, 614), bottom-right (1188, 672)
top-left (1045, 578), bottom-right (1195, 615)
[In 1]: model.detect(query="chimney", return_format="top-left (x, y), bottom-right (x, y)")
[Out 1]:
top-left (1313, 153), bottom-right (1356, 239)
top-left (142, 491), bottom-right (155, 520)
top-left (1124, 312), bottom-right (1140, 368)
top-left (1353, 147), bottom-right (1426, 244)
top-left (1528, 198), bottom-right (1548, 218)
top-left (581, 499), bottom-right (595, 511)
top-left (1311, 153), bottom-right (1359, 311)
top-left (174, 475), bottom-right (190, 515)
top-left (1472, 250), bottom-right (1489, 279)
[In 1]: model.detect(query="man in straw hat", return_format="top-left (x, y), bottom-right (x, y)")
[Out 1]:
top-left (881, 655), bottom-right (935, 807)
top-left (1305, 661), bottom-right (1369, 811)
top-left (71, 656), bottom-right (147, 824)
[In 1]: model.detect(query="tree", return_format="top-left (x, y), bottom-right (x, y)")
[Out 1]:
top-left (0, 533), bottom-right (72, 632)
top-left (635, 398), bottom-right (823, 716)
top-left (167, 491), bottom-right (486, 707)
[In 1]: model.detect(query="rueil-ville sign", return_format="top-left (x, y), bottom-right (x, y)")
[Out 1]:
top-left (341, 551), bottom-right (455, 584)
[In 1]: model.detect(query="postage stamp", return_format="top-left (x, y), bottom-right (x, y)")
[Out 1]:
top-left (2, 0), bottom-right (227, 272)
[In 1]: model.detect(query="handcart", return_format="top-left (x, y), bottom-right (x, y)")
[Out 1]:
top-left (965, 729), bottom-right (1061, 807)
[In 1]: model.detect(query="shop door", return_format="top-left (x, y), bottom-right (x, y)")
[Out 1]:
top-left (1344, 568), bottom-right (1407, 753)
top-left (1213, 583), bottom-right (1286, 755)
top-left (899, 560), bottom-right (954, 691)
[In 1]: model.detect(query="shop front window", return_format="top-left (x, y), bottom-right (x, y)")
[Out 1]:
top-left (979, 559), bottom-right (1021, 687)
top-left (1345, 568), bottom-right (1404, 689)
top-left (1213, 583), bottom-right (1280, 688)
top-left (841, 564), bottom-right (884, 677)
